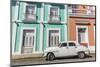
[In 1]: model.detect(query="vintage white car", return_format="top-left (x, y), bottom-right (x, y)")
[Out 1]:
top-left (43, 41), bottom-right (90, 61)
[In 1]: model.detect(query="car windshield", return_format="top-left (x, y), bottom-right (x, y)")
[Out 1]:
top-left (61, 43), bottom-right (67, 47)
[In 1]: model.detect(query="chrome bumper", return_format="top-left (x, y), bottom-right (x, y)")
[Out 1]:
top-left (85, 50), bottom-right (90, 55)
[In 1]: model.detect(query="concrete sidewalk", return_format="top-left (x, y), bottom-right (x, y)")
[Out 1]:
top-left (12, 53), bottom-right (43, 61)
top-left (11, 53), bottom-right (96, 66)
top-left (12, 53), bottom-right (95, 62)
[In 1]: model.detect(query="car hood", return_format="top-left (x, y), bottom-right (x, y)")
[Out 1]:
top-left (44, 47), bottom-right (59, 52)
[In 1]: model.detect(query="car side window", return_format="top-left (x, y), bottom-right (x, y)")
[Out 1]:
top-left (61, 43), bottom-right (67, 47)
top-left (69, 42), bottom-right (76, 46)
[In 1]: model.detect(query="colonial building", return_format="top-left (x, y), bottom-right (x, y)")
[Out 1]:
top-left (68, 5), bottom-right (96, 53)
top-left (12, 0), bottom-right (96, 59)
top-left (11, 0), bottom-right (68, 58)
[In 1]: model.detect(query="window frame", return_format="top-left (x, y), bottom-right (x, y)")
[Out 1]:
top-left (17, 27), bottom-right (36, 54)
top-left (47, 28), bottom-right (60, 47)
top-left (49, 30), bottom-right (59, 47)
top-left (22, 29), bottom-right (35, 54)
top-left (23, 3), bottom-right (37, 22)
top-left (25, 3), bottom-right (36, 15)
top-left (48, 5), bottom-right (60, 22)
top-left (76, 26), bottom-right (89, 47)
top-left (50, 6), bottom-right (60, 17)
top-left (23, 30), bottom-right (35, 47)
top-left (78, 28), bottom-right (86, 42)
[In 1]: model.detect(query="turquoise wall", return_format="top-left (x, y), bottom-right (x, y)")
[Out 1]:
top-left (18, 2), bottom-right (25, 20)
top-left (36, 3), bottom-right (42, 21)
top-left (18, 2), bottom-right (66, 23)
top-left (11, 1), bottom-right (16, 20)
top-left (15, 23), bottom-right (40, 52)
top-left (44, 4), bottom-right (65, 22)
top-left (14, 23), bottom-right (67, 52)
top-left (60, 5), bottom-right (65, 21)
top-left (18, 2), bottom-right (42, 21)
top-left (44, 4), bottom-right (48, 21)
top-left (12, 2), bottom-right (68, 53)
top-left (42, 24), bottom-right (66, 50)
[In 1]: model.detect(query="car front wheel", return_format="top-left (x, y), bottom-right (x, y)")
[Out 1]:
top-left (47, 53), bottom-right (55, 61)
top-left (78, 52), bottom-right (85, 59)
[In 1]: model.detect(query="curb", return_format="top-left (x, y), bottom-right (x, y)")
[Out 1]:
top-left (12, 57), bottom-right (44, 62)
top-left (12, 53), bottom-right (95, 62)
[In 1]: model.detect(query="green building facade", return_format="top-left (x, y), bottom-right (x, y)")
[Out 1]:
top-left (12, 0), bottom-right (68, 55)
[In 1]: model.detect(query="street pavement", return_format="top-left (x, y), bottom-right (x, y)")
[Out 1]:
top-left (11, 54), bottom-right (96, 67)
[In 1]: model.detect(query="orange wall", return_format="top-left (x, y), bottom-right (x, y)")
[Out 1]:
top-left (69, 17), bottom-right (76, 41)
top-left (88, 21), bottom-right (95, 46)
top-left (69, 17), bottom-right (95, 46)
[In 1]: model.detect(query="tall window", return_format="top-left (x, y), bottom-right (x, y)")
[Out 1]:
top-left (50, 7), bottom-right (59, 16)
top-left (26, 5), bottom-right (35, 15)
top-left (49, 30), bottom-right (59, 47)
top-left (49, 7), bottom-right (60, 22)
top-left (22, 30), bottom-right (35, 54)
top-left (78, 28), bottom-right (87, 43)
top-left (25, 4), bottom-right (36, 20)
